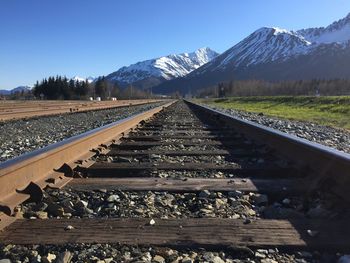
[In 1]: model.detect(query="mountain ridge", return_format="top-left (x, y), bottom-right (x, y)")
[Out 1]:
top-left (0, 86), bottom-right (31, 95)
top-left (153, 12), bottom-right (350, 94)
top-left (105, 47), bottom-right (218, 90)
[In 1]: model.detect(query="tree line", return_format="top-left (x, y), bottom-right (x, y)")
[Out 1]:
top-left (198, 79), bottom-right (350, 97)
top-left (33, 76), bottom-right (90, 100)
top-left (32, 76), bottom-right (153, 100)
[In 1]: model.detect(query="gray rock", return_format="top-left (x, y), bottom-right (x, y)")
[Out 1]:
top-left (82, 207), bottom-right (94, 215)
top-left (261, 259), bottom-right (278, 263)
top-left (55, 251), bottom-right (72, 263)
top-left (215, 198), bottom-right (227, 209)
top-left (199, 190), bottom-right (211, 198)
top-left (181, 257), bottom-right (193, 263)
top-left (212, 256), bottom-right (225, 263)
top-left (141, 252), bottom-right (152, 262)
top-left (338, 255), bottom-right (350, 263)
top-left (116, 157), bottom-right (132, 163)
top-left (252, 194), bottom-right (268, 205)
top-left (307, 205), bottom-right (330, 218)
top-left (35, 211), bottom-right (48, 219)
top-left (228, 190), bottom-right (243, 198)
top-left (64, 225), bottom-right (74, 231)
top-left (75, 200), bottom-right (88, 208)
top-left (107, 195), bottom-right (120, 202)
top-left (42, 253), bottom-right (56, 263)
top-left (153, 255), bottom-right (165, 263)
top-left (47, 203), bottom-right (64, 217)
top-left (203, 252), bottom-right (215, 261)
top-left (255, 251), bottom-right (266, 258)
top-left (282, 198), bottom-right (291, 205)
top-left (0, 259), bottom-right (12, 263)
top-left (307, 229), bottom-right (319, 237)
top-left (33, 202), bottom-right (48, 211)
top-left (243, 218), bottom-right (251, 224)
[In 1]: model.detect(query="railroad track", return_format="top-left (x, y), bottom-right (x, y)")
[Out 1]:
top-left (0, 100), bottom-right (350, 261)
top-left (0, 99), bottom-right (162, 121)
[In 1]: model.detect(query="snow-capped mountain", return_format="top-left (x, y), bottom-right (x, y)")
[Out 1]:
top-left (209, 27), bottom-right (312, 70)
top-left (72, 76), bottom-right (95, 83)
top-left (0, 86), bottom-right (31, 95)
top-left (209, 13), bottom-right (350, 71)
top-left (105, 47), bottom-right (218, 89)
top-left (297, 13), bottom-right (350, 44)
top-left (11, 86), bottom-right (31, 93)
top-left (154, 12), bottom-right (350, 94)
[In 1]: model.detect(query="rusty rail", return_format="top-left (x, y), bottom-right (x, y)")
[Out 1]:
top-left (0, 99), bottom-right (167, 121)
top-left (185, 100), bottom-right (350, 201)
top-left (0, 101), bottom-right (175, 222)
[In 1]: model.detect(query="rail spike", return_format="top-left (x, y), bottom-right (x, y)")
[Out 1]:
top-left (54, 163), bottom-right (74, 177)
top-left (16, 181), bottom-right (43, 203)
top-left (0, 182), bottom-right (43, 216)
top-left (0, 204), bottom-right (12, 217)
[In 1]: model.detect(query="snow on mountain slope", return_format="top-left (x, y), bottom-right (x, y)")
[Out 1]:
top-left (214, 27), bottom-right (312, 69)
top-left (153, 12), bottom-right (350, 94)
top-left (297, 13), bottom-right (350, 44)
top-left (72, 76), bottom-right (95, 83)
top-left (195, 12), bottom-right (350, 74)
top-left (106, 47), bottom-right (218, 85)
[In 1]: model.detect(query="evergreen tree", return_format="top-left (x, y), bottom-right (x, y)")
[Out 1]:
top-left (33, 75), bottom-right (91, 100)
top-left (95, 77), bottom-right (107, 99)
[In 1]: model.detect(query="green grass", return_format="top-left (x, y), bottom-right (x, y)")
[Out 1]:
top-left (197, 96), bottom-right (350, 130)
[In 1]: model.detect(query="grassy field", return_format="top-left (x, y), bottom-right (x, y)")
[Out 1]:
top-left (198, 96), bottom-right (350, 130)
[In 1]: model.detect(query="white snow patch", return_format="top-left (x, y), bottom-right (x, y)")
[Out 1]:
top-left (107, 47), bottom-right (218, 84)
top-left (307, 23), bottom-right (350, 44)
top-left (72, 76), bottom-right (95, 83)
top-left (272, 27), bottom-right (291, 35)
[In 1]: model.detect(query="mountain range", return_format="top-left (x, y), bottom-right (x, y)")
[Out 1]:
top-left (0, 86), bottom-right (31, 95)
top-left (10, 13), bottom-right (350, 95)
top-left (104, 47), bottom-right (218, 90)
top-left (153, 13), bottom-right (350, 94)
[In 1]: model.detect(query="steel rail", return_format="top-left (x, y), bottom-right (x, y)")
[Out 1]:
top-left (185, 100), bottom-right (350, 201)
top-left (0, 99), bottom-right (166, 121)
top-left (0, 101), bottom-right (175, 222)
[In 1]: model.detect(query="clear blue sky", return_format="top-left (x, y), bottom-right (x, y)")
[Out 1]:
top-left (1, 0), bottom-right (350, 89)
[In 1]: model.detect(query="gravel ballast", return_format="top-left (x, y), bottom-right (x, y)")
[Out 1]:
top-left (13, 186), bottom-right (349, 262)
top-left (206, 105), bottom-right (350, 153)
top-left (19, 188), bottom-right (261, 220)
top-left (1, 243), bottom-right (347, 263)
top-left (19, 186), bottom-right (346, 222)
top-left (2, 101), bottom-right (350, 262)
top-left (0, 102), bottom-right (165, 163)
